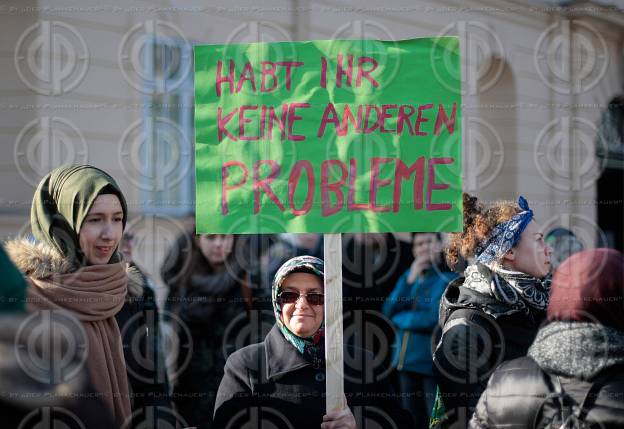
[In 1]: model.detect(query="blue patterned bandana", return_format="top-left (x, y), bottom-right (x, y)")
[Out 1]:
top-left (272, 255), bottom-right (325, 368)
top-left (475, 196), bottom-right (534, 264)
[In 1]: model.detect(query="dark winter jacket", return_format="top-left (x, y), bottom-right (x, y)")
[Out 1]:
top-left (470, 322), bottom-right (624, 428)
top-left (432, 276), bottom-right (546, 427)
top-left (341, 234), bottom-right (413, 384)
top-left (115, 263), bottom-right (173, 428)
top-left (342, 233), bottom-right (413, 312)
top-left (213, 325), bottom-right (413, 429)
top-left (382, 267), bottom-right (457, 375)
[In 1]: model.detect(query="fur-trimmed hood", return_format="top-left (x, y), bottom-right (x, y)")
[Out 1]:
top-left (4, 238), bottom-right (144, 298)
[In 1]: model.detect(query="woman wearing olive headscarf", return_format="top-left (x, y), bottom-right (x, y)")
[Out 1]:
top-left (5, 165), bottom-right (132, 425)
top-left (213, 255), bottom-right (412, 429)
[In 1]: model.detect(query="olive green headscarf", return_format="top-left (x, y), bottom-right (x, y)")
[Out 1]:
top-left (31, 165), bottom-right (128, 266)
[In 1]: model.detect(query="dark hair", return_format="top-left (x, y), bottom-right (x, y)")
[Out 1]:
top-left (411, 232), bottom-right (442, 241)
top-left (96, 184), bottom-right (126, 218)
top-left (411, 232), bottom-right (451, 272)
top-left (98, 184), bottom-right (122, 197)
top-left (193, 234), bottom-right (238, 271)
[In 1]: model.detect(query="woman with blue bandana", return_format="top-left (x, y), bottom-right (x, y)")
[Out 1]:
top-left (213, 255), bottom-right (413, 428)
top-left (431, 193), bottom-right (552, 428)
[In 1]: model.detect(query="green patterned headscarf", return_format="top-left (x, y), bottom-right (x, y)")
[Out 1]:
top-left (272, 255), bottom-right (325, 368)
top-left (31, 165), bottom-right (128, 266)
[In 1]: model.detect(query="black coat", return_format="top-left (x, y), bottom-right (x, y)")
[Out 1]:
top-left (342, 233), bottom-right (413, 313)
top-left (213, 325), bottom-right (413, 429)
top-left (115, 265), bottom-right (173, 428)
top-left (432, 277), bottom-right (546, 427)
top-left (469, 357), bottom-right (624, 428)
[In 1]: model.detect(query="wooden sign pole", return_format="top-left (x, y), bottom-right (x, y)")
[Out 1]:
top-left (324, 233), bottom-right (345, 412)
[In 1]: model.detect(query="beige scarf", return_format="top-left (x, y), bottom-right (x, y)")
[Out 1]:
top-left (26, 261), bottom-right (131, 425)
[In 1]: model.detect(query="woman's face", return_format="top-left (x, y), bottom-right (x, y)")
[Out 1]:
top-left (198, 234), bottom-right (234, 265)
top-left (280, 272), bottom-right (324, 338)
top-left (412, 233), bottom-right (442, 264)
top-left (503, 220), bottom-right (552, 278)
top-left (78, 194), bottom-right (124, 265)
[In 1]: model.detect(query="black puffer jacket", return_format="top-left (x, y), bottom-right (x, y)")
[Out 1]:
top-left (213, 325), bottom-right (413, 429)
top-left (432, 276), bottom-right (546, 427)
top-left (470, 322), bottom-right (624, 428)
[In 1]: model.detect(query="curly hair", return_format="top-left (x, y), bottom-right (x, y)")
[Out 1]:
top-left (446, 193), bottom-right (522, 269)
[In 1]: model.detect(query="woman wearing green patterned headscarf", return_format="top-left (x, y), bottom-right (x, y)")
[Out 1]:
top-left (271, 255), bottom-right (326, 368)
top-left (214, 255), bottom-right (357, 428)
top-left (6, 165), bottom-right (131, 425)
top-left (214, 254), bottom-right (415, 428)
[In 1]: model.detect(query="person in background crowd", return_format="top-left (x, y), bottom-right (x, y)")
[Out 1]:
top-left (431, 193), bottom-right (552, 428)
top-left (341, 233), bottom-right (413, 388)
top-left (272, 233), bottom-right (322, 261)
top-left (237, 233), bottom-right (280, 308)
top-left (383, 233), bottom-right (457, 427)
top-left (342, 233), bottom-right (413, 312)
top-left (470, 248), bottom-right (624, 428)
top-left (115, 231), bottom-right (173, 428)
top-left (213, 256), bottom-right (413, 429)
top-left (262, 233), bottom-right (323, 291)
top-left (162, 233), bottom-right (250, 429)
top-left (544, 227), bottom-right (584, 269)
top-left (5, 165), bottom-right (133, 426)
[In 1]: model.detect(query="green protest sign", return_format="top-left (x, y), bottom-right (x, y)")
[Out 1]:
top-left (195, 38), bottom-right (462, 234)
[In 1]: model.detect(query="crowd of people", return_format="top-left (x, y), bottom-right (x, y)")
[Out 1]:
top-left (0, 164), bottom-right (622, 428)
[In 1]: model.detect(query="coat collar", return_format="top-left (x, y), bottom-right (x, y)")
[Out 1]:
top-left (439, 274), bottom-right (530, 324)
top-left (264, 324), bottom-right (311, 380)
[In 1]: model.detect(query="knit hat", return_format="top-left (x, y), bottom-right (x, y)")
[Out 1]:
top-left (548, 248), bottom-right (624, 331)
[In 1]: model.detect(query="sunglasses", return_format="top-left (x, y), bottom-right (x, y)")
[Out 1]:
top-left (277, 290), bottom-right (324, 306)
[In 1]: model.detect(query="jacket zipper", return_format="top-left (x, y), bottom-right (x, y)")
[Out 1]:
top-left (397, 331), bottom-right (410, 371)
